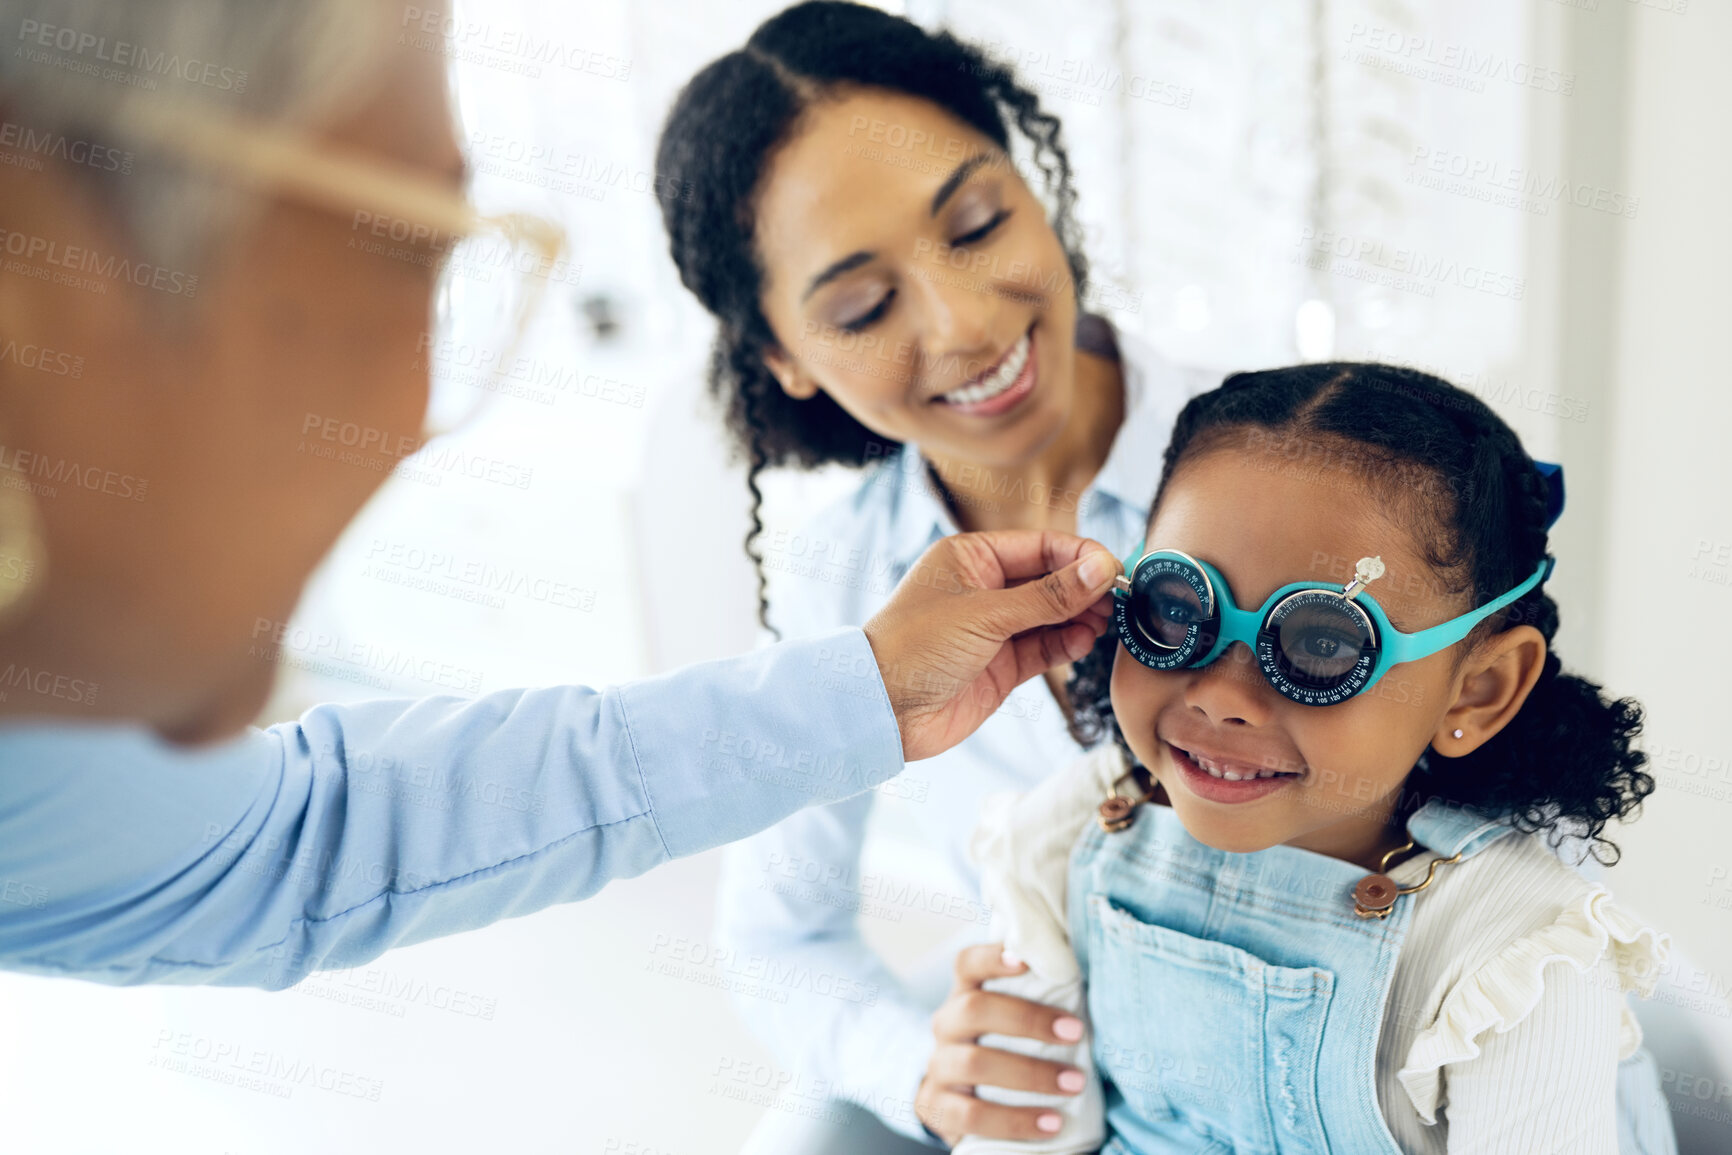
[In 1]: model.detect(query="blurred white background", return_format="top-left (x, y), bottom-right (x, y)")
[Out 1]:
top-left (2, 0), bottom-right (1729, 1151)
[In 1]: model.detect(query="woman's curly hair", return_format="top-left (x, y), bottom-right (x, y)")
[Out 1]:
top-left (1067, 362), bottom-right (1654, 863)
top-left (654, 0), bottom-right (1089, 634)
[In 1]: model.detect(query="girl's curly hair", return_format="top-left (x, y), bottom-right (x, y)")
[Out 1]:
top-left (654, 1), bottom-right (1089, 635)
top-left (1067, 362), bottom-right (1654, 864)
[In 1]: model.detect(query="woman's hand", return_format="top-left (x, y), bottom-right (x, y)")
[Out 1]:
top-left (915, 943), bottom-right (1090, 1146)
top-left (865, 530), bottom-right (1116, 762)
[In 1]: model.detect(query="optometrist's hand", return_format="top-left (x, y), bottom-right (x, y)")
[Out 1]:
top-left (917, 943), bottom-right (1088, 1145)
top-left (864, 530), bottom-right (1117, 762)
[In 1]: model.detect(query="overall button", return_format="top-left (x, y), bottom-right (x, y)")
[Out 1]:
top-left (1353, 873), bottom-right (1398, 915)
top-left (1098, 795), bottom-right (1135, 832)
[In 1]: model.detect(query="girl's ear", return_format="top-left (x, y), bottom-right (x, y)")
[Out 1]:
top-left (1434, 625), bottom-right (1548, 754)
top-left (763, 346), bottom-right (820, 400)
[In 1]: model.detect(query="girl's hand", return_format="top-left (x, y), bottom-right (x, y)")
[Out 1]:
top-left (915, 943), bottom-right (1089, 1146)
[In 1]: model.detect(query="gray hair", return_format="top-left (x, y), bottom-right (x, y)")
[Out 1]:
top-left (0, 0), bottom-right (386, 270)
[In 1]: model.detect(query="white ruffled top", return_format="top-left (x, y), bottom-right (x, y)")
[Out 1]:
top-left (1380, 816), bottom-right (1670, 1150)
top-left (957, 747), bottom-right (1673, 1155)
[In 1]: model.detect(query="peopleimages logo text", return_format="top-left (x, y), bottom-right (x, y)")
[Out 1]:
top-left (16, 20), bottom-right (249, 92)
top-left (0, 226), bottom-right (198, 297)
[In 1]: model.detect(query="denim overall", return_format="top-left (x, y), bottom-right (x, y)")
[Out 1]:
top-left (1067, 796), bottom-right (1676, 1154)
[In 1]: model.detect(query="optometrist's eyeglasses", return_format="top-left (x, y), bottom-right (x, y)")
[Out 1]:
top-left (111, 94), bottom-right (568, 438)
top-left (1112, 546), bottom-right (1553, 706)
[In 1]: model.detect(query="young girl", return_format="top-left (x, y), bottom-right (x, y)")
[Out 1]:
top-left (938, 363), bottom-right (1674, 1153)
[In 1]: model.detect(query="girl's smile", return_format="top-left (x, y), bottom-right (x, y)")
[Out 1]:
top-left (1163, 740), bottom-right (1304, 804)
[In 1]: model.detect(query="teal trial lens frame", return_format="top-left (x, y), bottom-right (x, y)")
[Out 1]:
top-left (1111, 545), bottom-right (1554, 707)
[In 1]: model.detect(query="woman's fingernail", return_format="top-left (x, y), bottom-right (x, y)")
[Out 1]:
top-left (1037, 1112), bottom-right (1063, 1133)
top-left (1057, 1069), bottom-right (1086, 1093)
top-left (1053, 1016), bottom-right (1084, 1042)
top-left (1001, 948), bottom-right (1024, 969)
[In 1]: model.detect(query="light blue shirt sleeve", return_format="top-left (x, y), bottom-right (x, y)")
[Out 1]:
top-left (0, 628), bottom-right (902, 987)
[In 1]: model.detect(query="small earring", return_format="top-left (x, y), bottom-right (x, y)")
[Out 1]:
top-left (1451, 728), bottom-right (1464, 739)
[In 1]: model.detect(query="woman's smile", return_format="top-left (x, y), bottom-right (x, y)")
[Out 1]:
top-left (930, 323), bottom-right (1037, 417)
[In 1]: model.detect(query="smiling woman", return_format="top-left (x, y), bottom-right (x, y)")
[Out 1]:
top-left (654, 3), bottom-right (1218, 1149)
top-left (655, 1), bottom-right (1123, 630)
top-left (754, 91), bottom-right (1071, 443)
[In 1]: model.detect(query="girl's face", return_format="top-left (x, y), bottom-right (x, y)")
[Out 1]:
top-left (1109, 447), bottom-right (1479, 863)
top-left (753, 88), bottom-right (1082, 470)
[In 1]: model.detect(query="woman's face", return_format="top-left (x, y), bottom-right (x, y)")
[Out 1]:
top-left (754, 88), bottom-right (1081, 470)
top-left (1108, 447), bottom-right (1480, 861)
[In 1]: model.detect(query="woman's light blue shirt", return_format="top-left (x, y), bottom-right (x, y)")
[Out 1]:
top-left (715, 323), bottom-right (1217, 1142)
top-left (0, 628), bottom-right (901, 986)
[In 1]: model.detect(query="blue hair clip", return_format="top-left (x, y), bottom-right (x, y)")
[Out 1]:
top-left (1533, 460), bottom-right (1565, 530)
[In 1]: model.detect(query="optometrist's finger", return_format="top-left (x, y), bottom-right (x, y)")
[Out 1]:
top-left (946, 527), bottom-right (1109, 585)
top-left (916, 1080), bottom-right (1067, 1146)
top-left (975, 551), bottom-right (1118, 643)
top-left (1004, 570), bottom-right (1116, 621)
top-left (993, 621), bottom-right (1105, 691)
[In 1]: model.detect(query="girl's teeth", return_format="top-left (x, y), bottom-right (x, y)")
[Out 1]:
top-left (1193, 753), bottom-right (1291, 781)
top-left (940, 332), bottom-right (1029, 405)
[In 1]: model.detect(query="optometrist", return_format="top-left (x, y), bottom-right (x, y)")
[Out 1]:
top-left (0, 6), bottom-right (1121, 986)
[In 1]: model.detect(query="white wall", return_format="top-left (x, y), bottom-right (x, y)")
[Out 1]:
top-left (1589, 0), bottom-right (1732, 1037)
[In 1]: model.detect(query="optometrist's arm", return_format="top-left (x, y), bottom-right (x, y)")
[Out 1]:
top-left (0, 531), bottom-right (1118, 987)
top-left (0, 629), bottom-right (896, 985)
